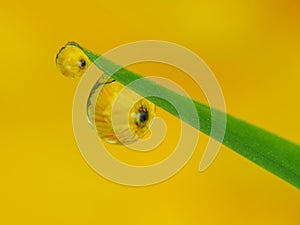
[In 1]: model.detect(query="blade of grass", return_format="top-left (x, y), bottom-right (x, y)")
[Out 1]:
top-left (72, 42), bottom-right (300, 189)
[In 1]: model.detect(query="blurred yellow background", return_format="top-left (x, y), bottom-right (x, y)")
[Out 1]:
top-left (1, 0), bottom-right (300, 224)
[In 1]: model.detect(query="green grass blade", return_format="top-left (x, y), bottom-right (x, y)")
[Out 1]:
top-left (73, 42), bottom-right (300, 189)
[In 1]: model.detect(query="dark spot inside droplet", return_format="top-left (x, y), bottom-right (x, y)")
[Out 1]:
top-left (79, 59), bottom-right (86, 68)
top-left (139, 111), bottom-right (148, 123)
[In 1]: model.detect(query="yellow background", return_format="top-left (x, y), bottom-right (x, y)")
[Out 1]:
top-left (1, 0), bottom-right (300, 224)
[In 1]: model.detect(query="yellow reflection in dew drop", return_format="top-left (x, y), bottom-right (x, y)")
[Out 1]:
top-left (56, 43), bottom-right (156, 145)
top-left (56, 44), bottom-right (91, 78)
top-left (88, 79), bottom-right (156, 145)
